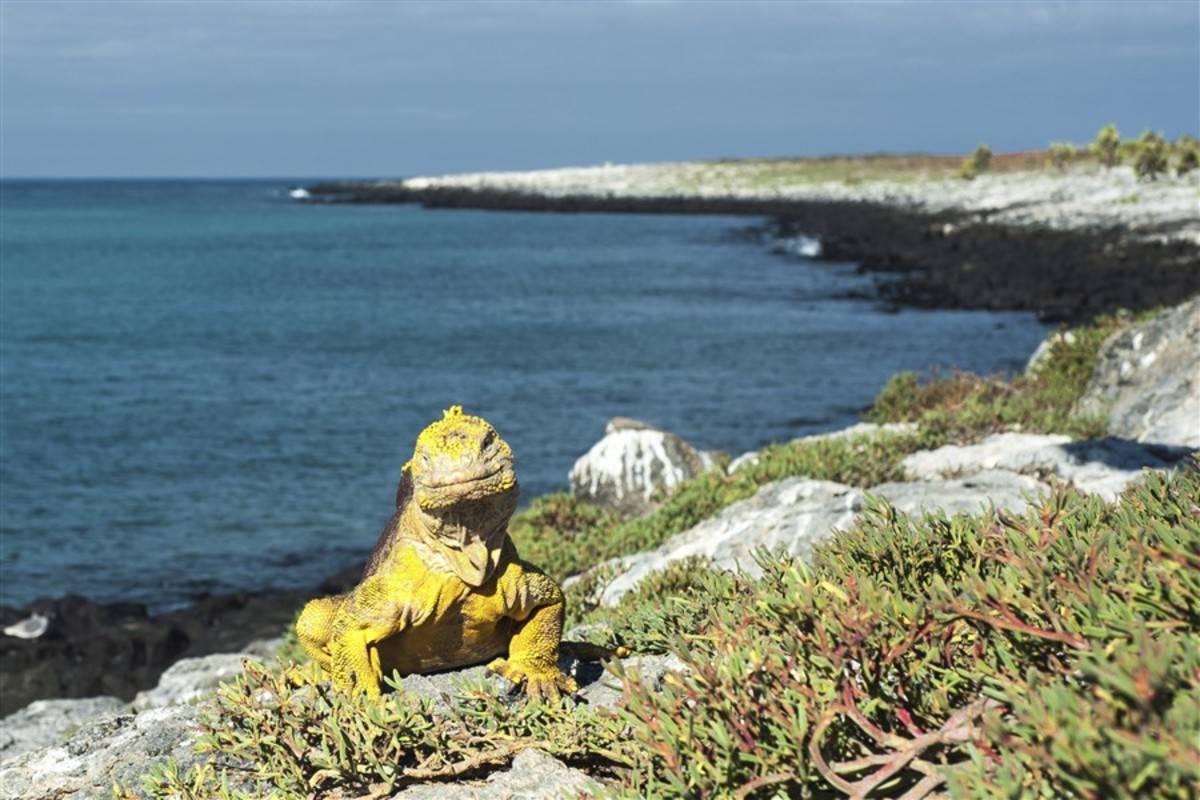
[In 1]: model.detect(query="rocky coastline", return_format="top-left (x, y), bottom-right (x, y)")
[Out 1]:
top-left (2, 296), bottom-right (1197, 797)
top-left (2, 159), bottom-right (1197, 798)
top-left (303, 160), bottom-right (1200, 323)
top-left (4, 160), bottom-right (1198, 719)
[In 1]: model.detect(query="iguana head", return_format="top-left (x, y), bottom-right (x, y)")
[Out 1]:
top-left (404, 405), bottom-right (519, 586)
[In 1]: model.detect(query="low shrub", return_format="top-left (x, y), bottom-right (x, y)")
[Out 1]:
top-left (1046, 141), bottom-right (1076, 169)
top-left (1091, 123), bottom-right (1122, 168)
top-left (608, 471), bottom-right (1200, 798)
top-left (122, 470), bottom-right (1200, 799)
top-left (865, 312), bottom-right (1133, 441)
top-left (971, 144), bottom-right (993, 172)
top-left (1134, 130), bottom-right (1170, 181)
top-left (1176, 135), bottom-right (1199, 176)
top-left (118, 662), bottom-right (627, 800)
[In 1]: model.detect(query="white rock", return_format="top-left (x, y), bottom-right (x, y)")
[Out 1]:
top-left (1025, 330), bottom-right (1076, 375)
top-left (798, 422), bottom-right (917, 443)
top-left (727, 422), bottom-right (916, 475)
top-left (901, 432), bottom-right (1178, 500)
top-left (727, 451), bottom-right (760, 473)
top-left (569, 419), bottom-right (709, 517)
top-left (2, 614), bottom-right (49, 640)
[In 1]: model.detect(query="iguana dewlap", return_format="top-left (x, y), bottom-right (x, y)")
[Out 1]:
top-left (296, 406), bottom-right (576, 702)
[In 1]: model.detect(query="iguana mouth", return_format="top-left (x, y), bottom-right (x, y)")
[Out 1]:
top-left (420, 464), bottom-right (505, 491)
top-left (416, 464), bottom-right (517, 511)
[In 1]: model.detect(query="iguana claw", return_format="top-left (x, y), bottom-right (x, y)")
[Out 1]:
top-left (488, 657), bottom-right (578, 702)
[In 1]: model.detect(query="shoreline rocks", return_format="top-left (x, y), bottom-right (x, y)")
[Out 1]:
top-left (308, 162), bottom-right (1200, 245)
top-left (303, 164), bottom-right (1200, 323)
top-left (0, 569), bottom-right (359, 717)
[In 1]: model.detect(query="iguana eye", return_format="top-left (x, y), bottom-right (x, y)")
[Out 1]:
top-left (481, 430), bottom-right (495, 448)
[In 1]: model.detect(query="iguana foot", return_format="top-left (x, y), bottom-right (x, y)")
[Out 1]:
top-left (487, 657), bottom-right (578, 703)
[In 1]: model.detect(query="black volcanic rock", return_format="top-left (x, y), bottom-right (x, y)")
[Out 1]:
top-left (0, 567), bottom-right (360, 717)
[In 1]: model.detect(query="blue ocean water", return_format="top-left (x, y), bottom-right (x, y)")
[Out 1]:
top-left (0, 180), bottom-right (1048, 610)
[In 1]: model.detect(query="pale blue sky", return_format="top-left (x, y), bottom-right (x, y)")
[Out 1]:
top-left (2, 0), bottom-right (1197, 177)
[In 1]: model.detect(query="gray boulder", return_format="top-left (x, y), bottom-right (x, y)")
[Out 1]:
top-left (901, 432), bottom-right (1180, 500)
top-left (599, 478), bottom-right (863, 606)
top-left (569, 418), bottom-right (712, 517)
top-left (1077, 297), bottom-right (1200, 448)
top-left (0, 697), bottom-right (126, 765)
top-left (0, 705), bottom-right (202, 800)
top-left (391, 747), bottom-right (597, 799)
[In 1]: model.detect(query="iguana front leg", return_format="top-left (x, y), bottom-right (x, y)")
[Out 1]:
top-left (330, 579), bottom-right (407, 697)
top-left (488, 567), bottom-right (577, 702)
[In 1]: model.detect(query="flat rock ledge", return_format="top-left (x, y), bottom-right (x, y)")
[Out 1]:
top-left (901, 432), bottom-right (1184, 501)
top-left (0, 635), bottom-right (681, 799)
top-left (598, 429), bottom-right (1187, 607)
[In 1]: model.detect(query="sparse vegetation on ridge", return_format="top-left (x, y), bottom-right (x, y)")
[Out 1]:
top-left (1046, 141), bottom-right (1076, 170)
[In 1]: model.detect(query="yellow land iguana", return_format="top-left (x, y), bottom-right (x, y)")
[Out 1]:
top-left (296, 406), bottom-right (579, 701)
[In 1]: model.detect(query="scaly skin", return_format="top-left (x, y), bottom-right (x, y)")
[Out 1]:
top-left (296, 406), bottom-right (577, 702)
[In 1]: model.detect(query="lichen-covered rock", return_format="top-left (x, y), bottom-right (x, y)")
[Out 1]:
top-left (600, 478), bottom-right (863, 605)
top-left (132, 653), bottom-right (250, 710)
top-left (0, 705), bottom-right (201, 800)
top-left (390, 748), bottom-right (597, 799)
top-left (1077, 297), bottom-right (1200, 448)
top-left (0, 696), bottom-right (126, 765)
top-left (569, 418), bottom-right (711, 517)
top-left (901, 432), bottom-right (1180, 500)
